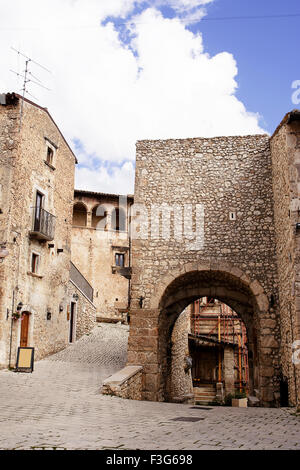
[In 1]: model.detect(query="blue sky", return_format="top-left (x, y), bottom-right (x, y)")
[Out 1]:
top-left (186, 0), bottom-right (300, 133)
top-left (106, 0), bottom-right (300, 135)
top-left (1, 0), bottom-right (300, 194)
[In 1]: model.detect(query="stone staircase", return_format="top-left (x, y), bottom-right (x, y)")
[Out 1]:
top-left (193, 384), bottom-right (217, 405)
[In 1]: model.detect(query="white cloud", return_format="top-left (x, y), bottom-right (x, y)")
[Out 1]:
top-left (76, 161), bottom-right (135, 195)
top-left (0, 0), bottom-right (266, 194)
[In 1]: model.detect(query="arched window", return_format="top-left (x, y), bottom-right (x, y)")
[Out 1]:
top-left (72, 202), bottom-right (87, 227)
top-left (92, 205), bottom-right (108, 230)
top-left (111, 207), bottom-right (126, 232)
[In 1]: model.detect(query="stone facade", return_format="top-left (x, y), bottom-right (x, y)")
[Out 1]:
top-left (169, 308), bottom-right (193, 402)
top-left (67, 281), bottom-right (96, 341)
top-left (128, 134), bottom-right (285, 406)
top-left (71, 190), bottom-right (133, 320)
top-left (0, 93), bottom-right (95, 367)
top-left (270, 111), bottom-right (300, 406)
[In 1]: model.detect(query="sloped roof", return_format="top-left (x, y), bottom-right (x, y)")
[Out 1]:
top-left (74, 189), bottom-right (134, 200)
top-left (2, 92), bottom-right (78, 164)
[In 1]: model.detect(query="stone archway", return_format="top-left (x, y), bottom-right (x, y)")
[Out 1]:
top-left (127, 261), bottom-right (279, 407)
top-left (157, 269), bottom-right (261, 403)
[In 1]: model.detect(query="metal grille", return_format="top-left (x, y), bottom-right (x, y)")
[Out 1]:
top-left (70, 262), bottom-right (94, 303)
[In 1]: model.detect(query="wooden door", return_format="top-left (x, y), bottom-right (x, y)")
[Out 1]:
top-left (192, 347), bottom-right (218, 383)
top-left (20, 313), bottom-right (30, 348)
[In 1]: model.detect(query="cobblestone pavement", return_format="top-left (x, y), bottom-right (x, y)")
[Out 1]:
top-left (0, 323), bottom-right (299, 450)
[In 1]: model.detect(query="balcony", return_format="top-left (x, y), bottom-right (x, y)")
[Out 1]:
top-left (112, 266), bottom-right (132, 279)
top-left (29, 207), bottom-right (55, 241)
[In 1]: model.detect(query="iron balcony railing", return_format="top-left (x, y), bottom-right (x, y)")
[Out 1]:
top-left (70, 262), bottom-right (94, 303)
top-left (30, 207), bottom-right (56, 241)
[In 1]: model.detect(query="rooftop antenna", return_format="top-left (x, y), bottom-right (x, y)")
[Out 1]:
top-left (10, 47), bottom-right (52, 131)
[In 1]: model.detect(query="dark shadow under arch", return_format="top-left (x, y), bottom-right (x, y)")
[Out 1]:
top-left (157, 270), bottom-right (261, 402)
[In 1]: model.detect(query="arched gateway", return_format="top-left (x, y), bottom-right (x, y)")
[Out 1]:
top-left (103, 118), bottom-right (300, 408)
top-left (126, 135), bottom-right (283, 407)
top-left (128, 261), bottom-right (276, 405)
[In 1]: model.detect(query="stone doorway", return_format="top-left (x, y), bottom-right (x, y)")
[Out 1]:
top-left (191, 346), bottom-right (219, 385)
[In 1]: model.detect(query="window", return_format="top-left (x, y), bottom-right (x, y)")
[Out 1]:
top-left (46, 146), bottom-right (54, 165)
top-left (44, 138), bottom-right (57, 169)
top-left (34, 191), bottom-right (44, 232)
top-left (111, 208), bottom-right (126, 232)
top-left (31, 253), bottom-right (40, 274)
top-left (115, 253), bottom-right (125, 267)
top-left (72, 202), bottom-right (87, 227)
top-left (92, 205), bottom-right (108, 230)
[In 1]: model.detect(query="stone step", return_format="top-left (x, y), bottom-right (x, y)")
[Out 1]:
top-left (194, 392), bottom-right (216, 397)
top-left (194, 385), bottom-right (216, 404)
top-left (194, 398), bottom-right (216, 405)
top-left (194, 386), bottom-right (216, 392)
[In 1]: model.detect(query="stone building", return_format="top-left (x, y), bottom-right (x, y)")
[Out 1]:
top-left (270, 110), bottom-right (300, 407)
top-left (1, 90), bottom-right (299, 409)
top-left (121, 111), bottom-right (300, 408)
top-left (71, 190), bottom-right (133, 321)
top-left (0, 92), bottom-right (96, 368)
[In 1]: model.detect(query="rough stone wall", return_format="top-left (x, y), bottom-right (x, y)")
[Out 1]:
top-left (132, 135), bottom-right (278, 308)
top-left (0, 96), bottom-right (77, 366)
top-left (170, 308), bottom-right (193, 401)
top-left (129, 135), bottom-right (281, 404)
top-left (0, 99), bottom-right (19, 365)
top-left (71, 193), bottom-right (132, 319)
top-left (270, 118), bottom-right (300, 406)
top-left (102, 366), bottom-right (143, 400)
top-left (67, 281), bottom-right (97, 340)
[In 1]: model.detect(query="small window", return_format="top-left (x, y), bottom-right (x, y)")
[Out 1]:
top-left (44, 139), bottom-right (56, 169)
top-left (47, 146), bottom-right (54, 165)
top-left (115, 253), bottom-right (125, 267)
top-left (31, 253), bottom-right (40, 274)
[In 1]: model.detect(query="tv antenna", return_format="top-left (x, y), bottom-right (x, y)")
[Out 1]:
top-left (10, 47), bottom-right (52, 131)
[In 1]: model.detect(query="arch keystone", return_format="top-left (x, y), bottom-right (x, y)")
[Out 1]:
top-left (256, 293), bottom-right (269, 313)
top-left (250, 280), bottom-right (264, 296)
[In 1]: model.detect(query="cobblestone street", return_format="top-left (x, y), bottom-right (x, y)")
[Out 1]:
top-left (0, 324), bottom-right (299, 450)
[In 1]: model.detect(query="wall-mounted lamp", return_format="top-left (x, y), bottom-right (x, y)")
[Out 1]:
top-left (59, 304), bottom-right (64, 313)
top-left (16, 302), bottom-right (23, 312)
top-left (296, 223), bottom-right (300, 231)
top-left (73, 293), bottom-right (79, 302)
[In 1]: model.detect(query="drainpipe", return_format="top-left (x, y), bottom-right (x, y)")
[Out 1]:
top-left (289, 302), bottom-right (299, 407)
top-left (8, 289), bottom-right (15, 369)
top-left (127, 201), bottom-right (133, 323)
